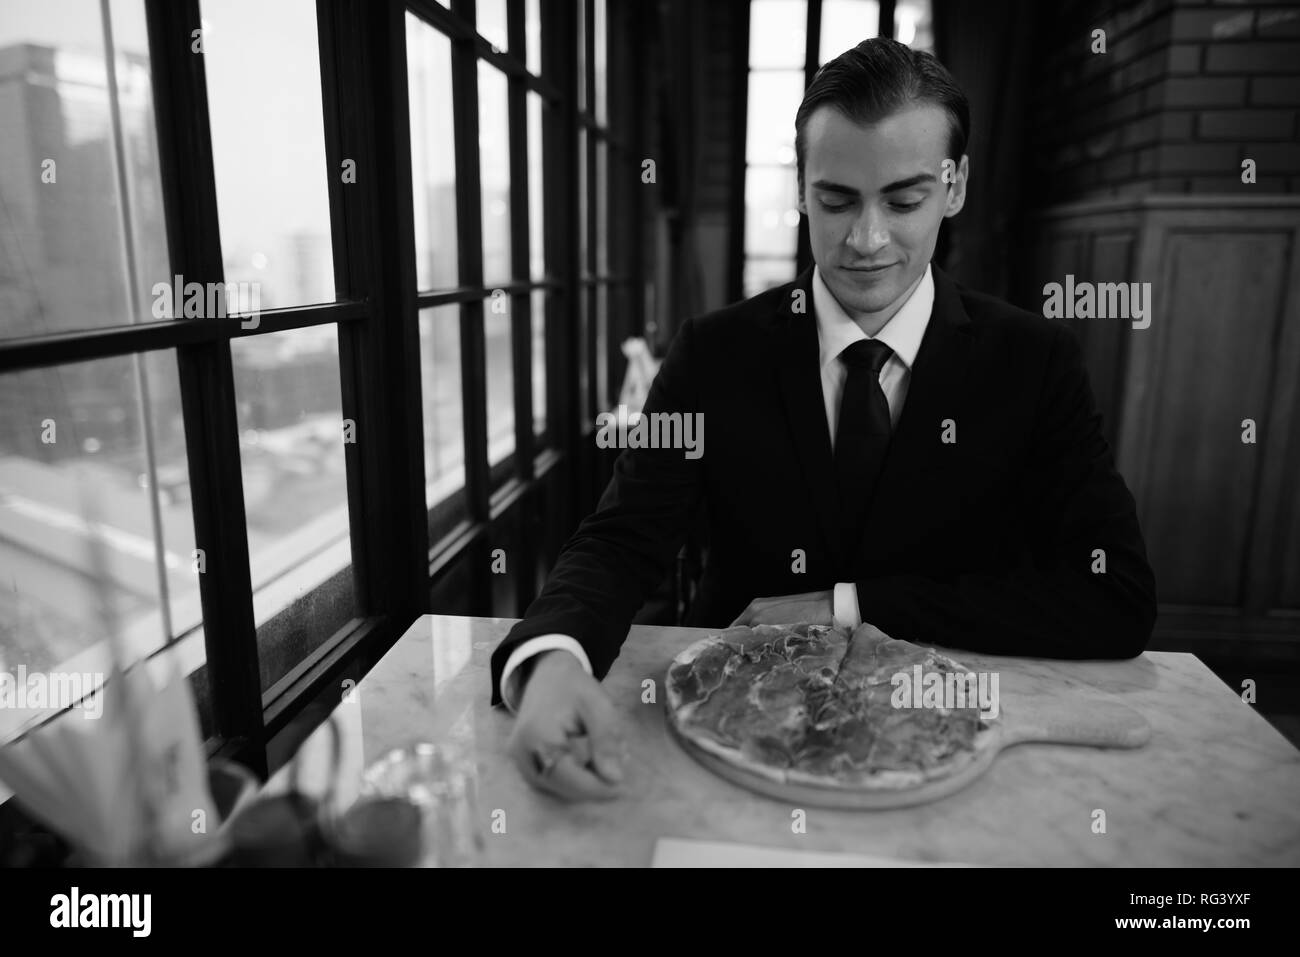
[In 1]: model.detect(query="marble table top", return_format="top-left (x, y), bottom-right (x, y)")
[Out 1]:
top-left (267, 615), bottom-right (1300, 866)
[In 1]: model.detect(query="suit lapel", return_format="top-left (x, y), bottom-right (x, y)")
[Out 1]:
top-left (770, 264), bottom-right (975, 571)
top-left (772, 267), bottom-right (845, 566)
top-left (861, 264), bottom-right (975, 553)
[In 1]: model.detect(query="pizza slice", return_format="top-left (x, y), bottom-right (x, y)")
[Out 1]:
top-left (669, 624), bottom-right (848, 773)
top-left (798, 624), bottom-right (987, 783)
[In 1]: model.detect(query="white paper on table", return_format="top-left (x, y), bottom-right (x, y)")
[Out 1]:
top-left (651, 838), bottom-right (977, 868)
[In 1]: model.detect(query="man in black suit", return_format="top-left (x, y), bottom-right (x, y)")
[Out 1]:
top-left (492, 38), bottom-right (1157, 799)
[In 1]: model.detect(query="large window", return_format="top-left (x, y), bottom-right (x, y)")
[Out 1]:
top-left (740, 0), bottom-right (933, 297)
top-left (201, 0), bottom-right (355, 689)
top-left (578, 0), bottom-right (636, 424)
top-left (0, 0), bottom-right (370, 757)
top-left (0, 1), bottom-right (202, 742)
top-left (0, 0), bottom-right (628, 780)
top-left (405, 0), bottom-right (561, 533)
top-left (202, 0), bottom-right (335, 309)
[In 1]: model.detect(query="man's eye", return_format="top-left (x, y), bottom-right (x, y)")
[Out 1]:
top-left (819, 200), bottom-right (851, 212)
top-left (892, 201), bottom-right (923, 212)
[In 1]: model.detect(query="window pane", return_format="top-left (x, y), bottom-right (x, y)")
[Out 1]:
top-left (744, 257), bottom-right (797, 298)
top-left (0, 350), bottom-right (199, 706)
top-left (527, 93), bottom-right (546, 280)
top-left (419, 306), bottom-right (466, 514)
top-left (0, 0), bottom-right (169, 339)
top-left (595, 283), bottom-right (609, 413)
top-left (895, 0), bottom-right (934, 52)
top-left (576, 0), bottom-right (586, 112)
top-left (478, 0), bottom-right (508, 52)
top-left (229, 325), bottom-right (355, 687)
top-left (478, 62), bottom-right (512, 287)
top-left (749, 0), bottom-right (807, 68)
top-left (745, 165), bottom-right (800, 258)
top-left (578, 128), bottom-right (589, 271)
top-left (202, 0), bottom-right (335, 309)
top-left (525, 0), bottom-right (542, 74)
top-left (594, 0), bottom-right (607, 125)
top-left (484, 301), bottom-right (515, 467)
top-left (579, 286), bottom-right (591, 424)
top-left (745, 70), bottom-right (803, 166)
top-left (819, 0), bottom-right (879, 64)
top-left (408, 13), bottom-right (459, 291)
top-left (531, 290), bottom-right (547, 437)
top-left (596, 140), bottom-right (608, 274)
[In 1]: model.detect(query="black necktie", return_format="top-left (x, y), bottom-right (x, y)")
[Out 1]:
top-left (834, 339), bottom-right (893, 553)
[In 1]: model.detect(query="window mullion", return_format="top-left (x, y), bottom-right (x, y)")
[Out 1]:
top-left (505, 0), bottom-right (537, 612)
top-left (450, 0), bottom-right (494, 614)
top-left (144, 0), bottom-right (265, 775)
top-left (316, 0), bottom-right (429, 629)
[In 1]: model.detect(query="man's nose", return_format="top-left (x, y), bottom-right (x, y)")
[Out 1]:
top-left (846, 208), bottom-right (889, 256)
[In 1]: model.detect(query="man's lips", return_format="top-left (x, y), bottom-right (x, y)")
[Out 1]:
top-left (841, 263), bottom-right (896, 273)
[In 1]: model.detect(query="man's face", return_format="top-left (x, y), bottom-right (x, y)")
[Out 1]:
top-left (799, 102), bottom-right (967, 323)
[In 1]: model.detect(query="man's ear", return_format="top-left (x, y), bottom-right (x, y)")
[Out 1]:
top-left (943, 154), bottom-right (969, 218)
top-left (796, 180), bottom-right (808, 216)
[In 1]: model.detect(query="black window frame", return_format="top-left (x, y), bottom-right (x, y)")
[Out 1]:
top-left (732, 0), bottom-right (901, 301)
top-left (0, 0), bottom-right (642, 778)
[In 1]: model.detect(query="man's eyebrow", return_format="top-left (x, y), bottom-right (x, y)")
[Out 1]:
top-left (880, 173), bottom-right (937, 192)
top-left (810, 173), bottom-right (939, 195)
top-left (809, 180), bottom-right (859, 196)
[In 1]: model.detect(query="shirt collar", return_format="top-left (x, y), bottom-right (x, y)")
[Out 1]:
top-left (812, 263), bottom-right (934, 371)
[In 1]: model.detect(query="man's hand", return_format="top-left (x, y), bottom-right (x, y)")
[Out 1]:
top-left (730, 590), bottom-right (835, 627)
top-left (507, 651), bottom-right (627, 801)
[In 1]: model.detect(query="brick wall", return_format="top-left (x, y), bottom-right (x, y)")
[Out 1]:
top-left (1028, 0), bottom-right (1300, 200)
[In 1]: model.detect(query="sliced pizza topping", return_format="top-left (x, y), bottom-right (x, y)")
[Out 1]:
top-left (667, 622), bottom-right (990, 789)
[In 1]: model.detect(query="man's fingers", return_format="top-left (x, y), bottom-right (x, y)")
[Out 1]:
top-left (532, 752), bottom-right (622, 801)
top-left (575, 695), bottom-right (627, 785)
top-left (508, 725), bottom-right (567, 779)
top-left (506, 663), bottom-right (631, 800)
top-left (509, 705), bottom-right (626, 798)
top-left (560, 733), bottom-right (591, 765)
top-left (558, 733), bottom-right (625, 786)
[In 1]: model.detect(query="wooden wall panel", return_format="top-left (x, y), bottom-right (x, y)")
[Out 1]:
top-left (1083, 233), bottom-right (1134, 451)
top-left (1244, 223), bottom-right (1300, 616)
top-left (1135, 231), bottom-right (1287, 606)
top-left (1025, 196), bottom-right (1300, 655)
top-left (1020, 229), bottom-right (1134, 451)
top-left (1277, 487), bottom-right (1300, 609)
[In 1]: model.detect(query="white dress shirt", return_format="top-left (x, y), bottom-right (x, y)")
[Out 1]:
top-left (815, 264), bottom-right (934, 631)
top-left (498, 263), bottom-right (936, 711)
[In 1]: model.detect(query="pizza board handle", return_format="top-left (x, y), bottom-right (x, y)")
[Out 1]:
top-left (1000, 700), bottom-right (1151, 749)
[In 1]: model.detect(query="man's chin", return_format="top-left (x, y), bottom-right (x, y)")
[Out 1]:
top-left (826, 278), bottom-right (899, 317)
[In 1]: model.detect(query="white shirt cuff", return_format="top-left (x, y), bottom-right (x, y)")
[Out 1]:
top-left (499, 634), bottom-right (593, 713)
top-left (833, 582), bottom-right (862, 629)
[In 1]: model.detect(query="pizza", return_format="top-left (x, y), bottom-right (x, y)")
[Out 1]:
top-left (664, 622), bottom-right (997, 792)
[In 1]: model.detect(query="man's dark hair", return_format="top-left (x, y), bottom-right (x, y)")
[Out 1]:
top-left (794, 37), bottom-right (971, 191)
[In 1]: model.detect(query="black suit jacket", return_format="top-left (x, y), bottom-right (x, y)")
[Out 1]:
top-left (490, 264), bottom-right (1158, 704)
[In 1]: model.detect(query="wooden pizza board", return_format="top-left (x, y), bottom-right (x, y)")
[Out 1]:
top-left (667, 697), bottom-right (1152, 810)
